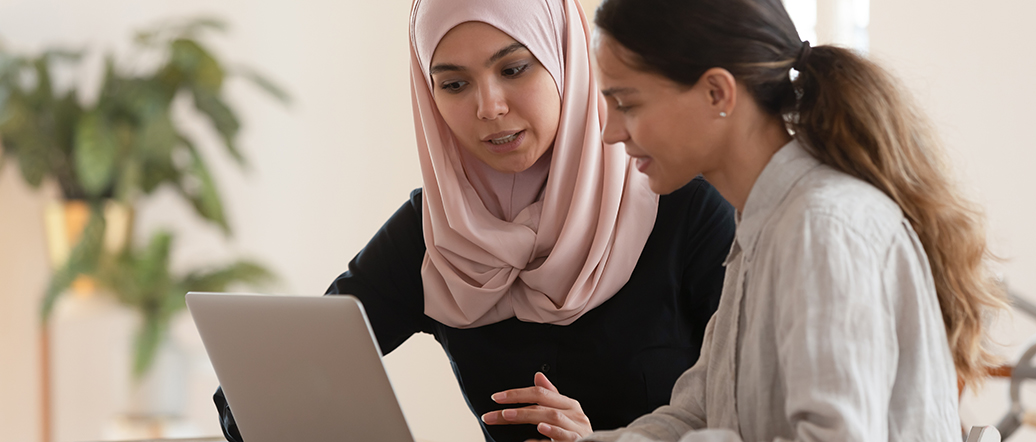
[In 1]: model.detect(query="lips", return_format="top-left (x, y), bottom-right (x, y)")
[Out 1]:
top-left (482, 130), bottom-right (526, 154)
top-left (489, 132), bottom-right (520, 145)
top-left (632, 156), bottom-right (652, 173)
top-left (625, 147), bottom-right (652, 173)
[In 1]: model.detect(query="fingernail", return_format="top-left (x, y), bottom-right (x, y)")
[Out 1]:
top-left (491, 392), bottom-right (503, 402)
top-left (483, 412), bottom-right (502, 424)
top-left (539, 422), bottom-right (552, 432)
top-left (502, 409), bottom-right (518, 419)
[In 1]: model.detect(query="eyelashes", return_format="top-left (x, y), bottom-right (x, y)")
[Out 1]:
top-left (436, 62), bottom-right (532, 94)
top-left (441, 80), bottom-right (468, 92)
top-left (501, 64), bottom-right (529, 77)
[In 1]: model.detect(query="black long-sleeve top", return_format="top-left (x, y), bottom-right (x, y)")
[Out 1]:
top-left (215, 176), bottom-right (736, 442)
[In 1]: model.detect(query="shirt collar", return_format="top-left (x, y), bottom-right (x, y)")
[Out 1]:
top-left (734, 139), bottom-right (822, 259)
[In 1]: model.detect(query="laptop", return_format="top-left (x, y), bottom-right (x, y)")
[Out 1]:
top-left (186, 292), bottom-right (417, 442)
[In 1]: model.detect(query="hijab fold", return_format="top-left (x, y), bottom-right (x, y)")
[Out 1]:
top-left (410, 0), bottom-right (658, 328)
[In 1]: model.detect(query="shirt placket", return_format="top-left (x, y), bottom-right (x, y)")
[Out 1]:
top-left (709, 240), bottom-right (747, 435)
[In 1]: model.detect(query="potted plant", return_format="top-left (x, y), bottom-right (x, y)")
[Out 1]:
top-left (0, 16), bottom-right (286, 381)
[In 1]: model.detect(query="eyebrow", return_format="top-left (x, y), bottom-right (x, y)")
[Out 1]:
top-left (601, 87), bottom-right (638, 97)
top-left (429, 42), bottom-right (529, 76)
top-left (486, 43), bottom-right (527, 66)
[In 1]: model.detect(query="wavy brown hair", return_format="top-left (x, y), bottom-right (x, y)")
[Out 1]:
top-left (596, 0), bottom-right (1007, 389)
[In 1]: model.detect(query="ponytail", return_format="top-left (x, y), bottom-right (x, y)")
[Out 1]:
top-left (791, 46), bottom-right (1007, 388)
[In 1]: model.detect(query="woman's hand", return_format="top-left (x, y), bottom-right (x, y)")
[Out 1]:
top-left (481, 372), bottom-right (593, 442)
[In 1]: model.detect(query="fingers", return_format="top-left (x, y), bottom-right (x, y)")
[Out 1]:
top-left (491, 376), bottom-right (576, 409)
top-left (484, 372), bottom-right (592, 441)
top-left (537, 422), bottom-right (583, 442)
top-left (534, 371), bottom-right (559, 394)
top-left (482, 405), bottom-right (570, 427)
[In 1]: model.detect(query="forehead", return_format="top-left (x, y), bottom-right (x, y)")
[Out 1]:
top-left (593, 34), bottom-right (637, 81)
top-left (431, 21), bottom-right (521, 65)
top-left (593, 34), bottom-right (679, 94)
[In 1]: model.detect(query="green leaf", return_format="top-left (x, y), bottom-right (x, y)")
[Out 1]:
top-left (113, 156), bottom-right (142, 202)
top-left (182, 260), bottom-right (275, 293)
top-left (160, 284), bottom-right (190, 322)
top-left (192, 91), bottom-right (243, 165)
top-left (140, 153), bottom-right (179, 194)
top-left (232, 66), bottom-right (291, 105)
top-left (18, 148), bottom-right (49, 187)
top-left (31, 57), bottom-right (54, 103)
top-left (177, 143), bottom-right (230, 233)
top-left (136, 111), bottom-right (176, 159)
top-left (135, 231), bottom-right (173, 292)
top-left (73, 111), bottom-right (118, 196)
top-left (53, 90), bottom-right (82, 151)
top-left (98, 251), bottom-right (139, 307)
top-left (132, 312), bottom-right (166, 379)
top-left (0, 94), bottom-right (50, 187)
top-left (40, 206), bottom-right (106, 321)
top-left (171, 39), bottom-right (224, 93)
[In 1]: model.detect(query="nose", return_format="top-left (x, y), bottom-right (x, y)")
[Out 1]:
top-left (476, 80), bottom-right (508, 120)
top-left (601, 106), bottom-right (630, 145)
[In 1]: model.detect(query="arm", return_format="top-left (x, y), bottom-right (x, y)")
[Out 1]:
top-left (584, 213), bottom-right (898, 442)
top-left (213, 190), bottom-right (431, 440)
top-left (324, 188), bottom-right (432, 353)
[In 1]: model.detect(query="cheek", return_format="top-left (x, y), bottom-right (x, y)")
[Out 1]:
top-left (435, 97), bottom-right (474, 141)
top-left (524, 76), bottom-right (561, 142)
top-left (626, 110), bottom-right (673, 153)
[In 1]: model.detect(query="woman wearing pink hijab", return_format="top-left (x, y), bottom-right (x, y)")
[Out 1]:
top-left (215, 0), bottom-right (734, 441)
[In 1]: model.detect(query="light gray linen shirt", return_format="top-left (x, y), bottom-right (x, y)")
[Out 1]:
top-left (583, 140), bottom-right (960, 442)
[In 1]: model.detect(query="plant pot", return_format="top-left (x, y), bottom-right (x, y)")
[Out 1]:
top-left (42, 199), bottom-right (133, 293)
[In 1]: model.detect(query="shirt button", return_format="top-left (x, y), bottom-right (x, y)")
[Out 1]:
top-left (541, 363), bottom-right (551, 373)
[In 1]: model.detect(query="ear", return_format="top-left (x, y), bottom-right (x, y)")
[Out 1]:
top-left (701, 68), bottom-right (737, 117)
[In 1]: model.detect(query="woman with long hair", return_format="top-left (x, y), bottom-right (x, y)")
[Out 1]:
top-left (580, 0), bottom-right (1008, 440)
top-left (213, 0), bottom-right (735, 441)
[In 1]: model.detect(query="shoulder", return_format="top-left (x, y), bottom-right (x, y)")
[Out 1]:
top-left (408, 188), bottom-right (423, 212)
top-left (771, 166), bottom-right (904, 252)
top-left (386, 188), bottom-right (423, 228)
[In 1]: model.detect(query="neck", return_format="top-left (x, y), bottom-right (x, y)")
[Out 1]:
top-left (704, 106), bottom-right (792, 213)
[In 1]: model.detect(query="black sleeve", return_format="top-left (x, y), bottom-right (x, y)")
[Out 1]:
top-left (213, 189), bottom-right (430, 442)
top-left (214, 386), bottom-right (243, 442)
top-left (324, 188), bottom-right (432, 354)
top-left (679, 177), bottom-right (736, 345)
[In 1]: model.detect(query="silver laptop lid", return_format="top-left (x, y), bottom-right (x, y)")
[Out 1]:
top-left (186, 292), bottom-right (416, 442)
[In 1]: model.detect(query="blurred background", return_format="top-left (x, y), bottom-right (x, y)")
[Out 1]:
top-left (0, 0), bottom-right (1033, 441)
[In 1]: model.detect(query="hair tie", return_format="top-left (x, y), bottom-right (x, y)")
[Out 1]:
top-left (793, 40), bottom-right (812, 71)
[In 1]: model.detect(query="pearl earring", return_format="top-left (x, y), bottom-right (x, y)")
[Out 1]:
top-left (719, 112), bottom-right (728, 118)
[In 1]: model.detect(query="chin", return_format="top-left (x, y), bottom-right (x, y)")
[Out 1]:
top-left (653, 174), bottom-right (698, 195)
top-left (487, 161), bottom-right (531, 174)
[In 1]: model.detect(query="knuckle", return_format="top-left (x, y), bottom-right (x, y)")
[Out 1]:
top-left (549, 409), bottom-right (565, 422)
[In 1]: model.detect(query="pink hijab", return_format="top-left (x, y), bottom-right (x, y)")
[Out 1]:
top-left (410, 0), bottom-right (658, 328)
